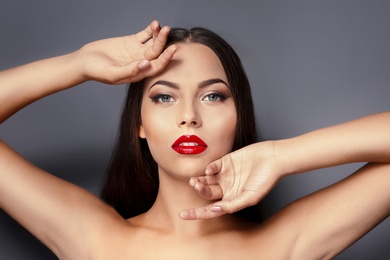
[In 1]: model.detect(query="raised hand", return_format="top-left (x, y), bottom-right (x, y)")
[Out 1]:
top-left (0, 20), bottom-right (177, 123)
top-left (77, 20), bottom-right (176, 84)
top-left (179, 141), bottom-right (283, 220)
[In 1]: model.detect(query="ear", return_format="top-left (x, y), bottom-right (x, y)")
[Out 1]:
top-left (139, 125), bottom-right (146, 139)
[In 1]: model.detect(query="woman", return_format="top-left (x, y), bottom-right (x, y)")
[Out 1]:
top-left (100, 25), bottom-right (258, 220)
top-left (0, 21), bottom-right (389, 259)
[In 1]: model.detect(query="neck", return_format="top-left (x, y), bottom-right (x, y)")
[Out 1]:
top-left (141, 169), bottom-right (237, 236)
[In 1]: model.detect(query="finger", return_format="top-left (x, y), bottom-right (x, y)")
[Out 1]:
top-left (194, 182), bottom-right (223, 200)
top-left (189, 175), bottom-right (218, 187)
top-left (217, 190), bottom-right (260, 214)
top-left (151, 20), bottom-right (161, 39)
top-left (105, 59), bottom-right (146, 84)
top-left (205, 158), bottom-right (223, 175)
top-left (115, 44), bottom-right (175, 83)
top-left (144, 25), bottom-right (170, 60)
top-left (136, 20), bottom-right (160, 43)
top-left (179, 204), bottom-right (226, 220)
top-left (137, 60), bottom-right (151, 70)
top-left (144, 44), bottom-right (177, 76)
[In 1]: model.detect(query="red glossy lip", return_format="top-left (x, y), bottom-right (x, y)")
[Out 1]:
top-left (171, 135), bottom-right (208, 155)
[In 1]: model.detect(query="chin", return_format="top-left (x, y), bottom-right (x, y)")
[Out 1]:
top-left (158, 159), bottom-right (210, 181)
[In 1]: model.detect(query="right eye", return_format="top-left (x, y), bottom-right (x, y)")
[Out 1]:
top-left (151, 94), bottom-right (175, 103)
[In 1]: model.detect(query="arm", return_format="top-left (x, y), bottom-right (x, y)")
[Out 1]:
top-left (0, 140), bottom-right (126, 258)
top-left (274, 112), bottom-right (390, 258)
top-left (0, 20), bottom-right (176, 123)
top-left (0, 21), bottom-right (176, 258)
top-left (180, 112), bottom-right (390, 218)
top-left (278, 111), bottom-right (390, 174)
top-left (180, 112), bottom-right (390, 256)
top-left (284, 162), bottom-right (390, 258)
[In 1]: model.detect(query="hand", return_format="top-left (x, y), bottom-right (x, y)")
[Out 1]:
top-left (179, 141), bottom-right (283, 220)
top-left (77, 20), bottom-right (176, 84)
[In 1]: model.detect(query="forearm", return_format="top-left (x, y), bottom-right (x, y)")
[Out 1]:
top-left (278, 112), bottom-right (390, 176)
top-left (0, 51), bottom-right (85, 123)
top-left (0, 22), bottom-right (175, 124)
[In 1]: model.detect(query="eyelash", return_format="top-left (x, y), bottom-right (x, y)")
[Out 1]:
top-left (202, 92), bottom-right (227, 102)
top-left (151, 94), bottom-right (174, 103)
top-left (151, 93), bottom-right (227, 104)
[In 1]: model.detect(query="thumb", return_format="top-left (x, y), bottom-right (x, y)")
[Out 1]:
top-left (105, 59), bottom-right (148, 84)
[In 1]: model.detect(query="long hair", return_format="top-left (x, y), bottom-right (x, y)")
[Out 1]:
top-left (101, 27), bottom-right (258, 220)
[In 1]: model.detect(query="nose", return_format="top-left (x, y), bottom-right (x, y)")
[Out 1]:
top-left (177, 102), bottom-right (202, 128)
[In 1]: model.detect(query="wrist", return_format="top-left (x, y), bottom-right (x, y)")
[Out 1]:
top-left (275, 137), bottom-right (317, 177)
top-left (274, 139), bottom-right (297, 177)
top-left (66, 49), bottom-right (90, 85)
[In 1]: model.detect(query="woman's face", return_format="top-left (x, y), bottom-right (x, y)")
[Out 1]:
top-left (139, 43), bottom-right (237, 180)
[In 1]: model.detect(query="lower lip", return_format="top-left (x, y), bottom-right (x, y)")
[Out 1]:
top-left (172, 146), bottom-right (207, 155)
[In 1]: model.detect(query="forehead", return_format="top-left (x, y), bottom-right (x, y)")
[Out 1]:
top-left (146, 43), bottom-right (227, 86)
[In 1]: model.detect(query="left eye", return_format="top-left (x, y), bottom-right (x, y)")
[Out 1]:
top-left (202, 93), bottom-right (226, 102)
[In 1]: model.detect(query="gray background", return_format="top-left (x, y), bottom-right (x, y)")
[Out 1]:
top-left (0, 0), bottom-right (389, 259)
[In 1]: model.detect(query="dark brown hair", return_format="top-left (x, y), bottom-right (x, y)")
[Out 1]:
top-left (101, 27), bottom-right (258, 219)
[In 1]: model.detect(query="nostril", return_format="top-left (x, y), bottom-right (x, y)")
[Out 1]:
top-left (179, 120), bottom-right (199, 126)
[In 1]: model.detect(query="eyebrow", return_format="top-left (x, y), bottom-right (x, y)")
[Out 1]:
top-left (199, 78), bottom-right (229, 88)
top-left (148, 80), bottom-right (179, 91)
top-left (148, 78), bottom-right (229, 92)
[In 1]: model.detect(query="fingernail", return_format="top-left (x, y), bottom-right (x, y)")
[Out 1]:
top-left (211, 206), bottom-right (223, 212)
top-left (194, 182), bottom-right (202, 192)
top-left (178, 211), bottom-right (189, 219)
top-left (138, 60), bottom-right (150, 69)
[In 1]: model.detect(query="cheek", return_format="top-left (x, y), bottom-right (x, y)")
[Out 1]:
top-left (140, 106), bottom-right (173, 157)
top-left (223, 113), bottom-right (237, 148)
top-left (205, 107), bottom-right (237, 153)
top-left (141, 113), bottom-right (163, 140)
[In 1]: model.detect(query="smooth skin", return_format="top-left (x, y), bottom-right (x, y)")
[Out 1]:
top-left (0, 21), bottom-right (389, 259)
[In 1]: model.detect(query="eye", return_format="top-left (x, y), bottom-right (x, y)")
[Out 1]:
top-left (151, 94), bottom-right (175, 103)
top-left (202, 93), bottom-right (227, 102)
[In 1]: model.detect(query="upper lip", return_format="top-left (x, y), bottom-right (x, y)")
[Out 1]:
top-left (171, 134), bottom-right (208, 148)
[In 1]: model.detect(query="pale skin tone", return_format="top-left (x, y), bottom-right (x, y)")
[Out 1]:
top-left (0, 21), bottom-right (389, 259)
